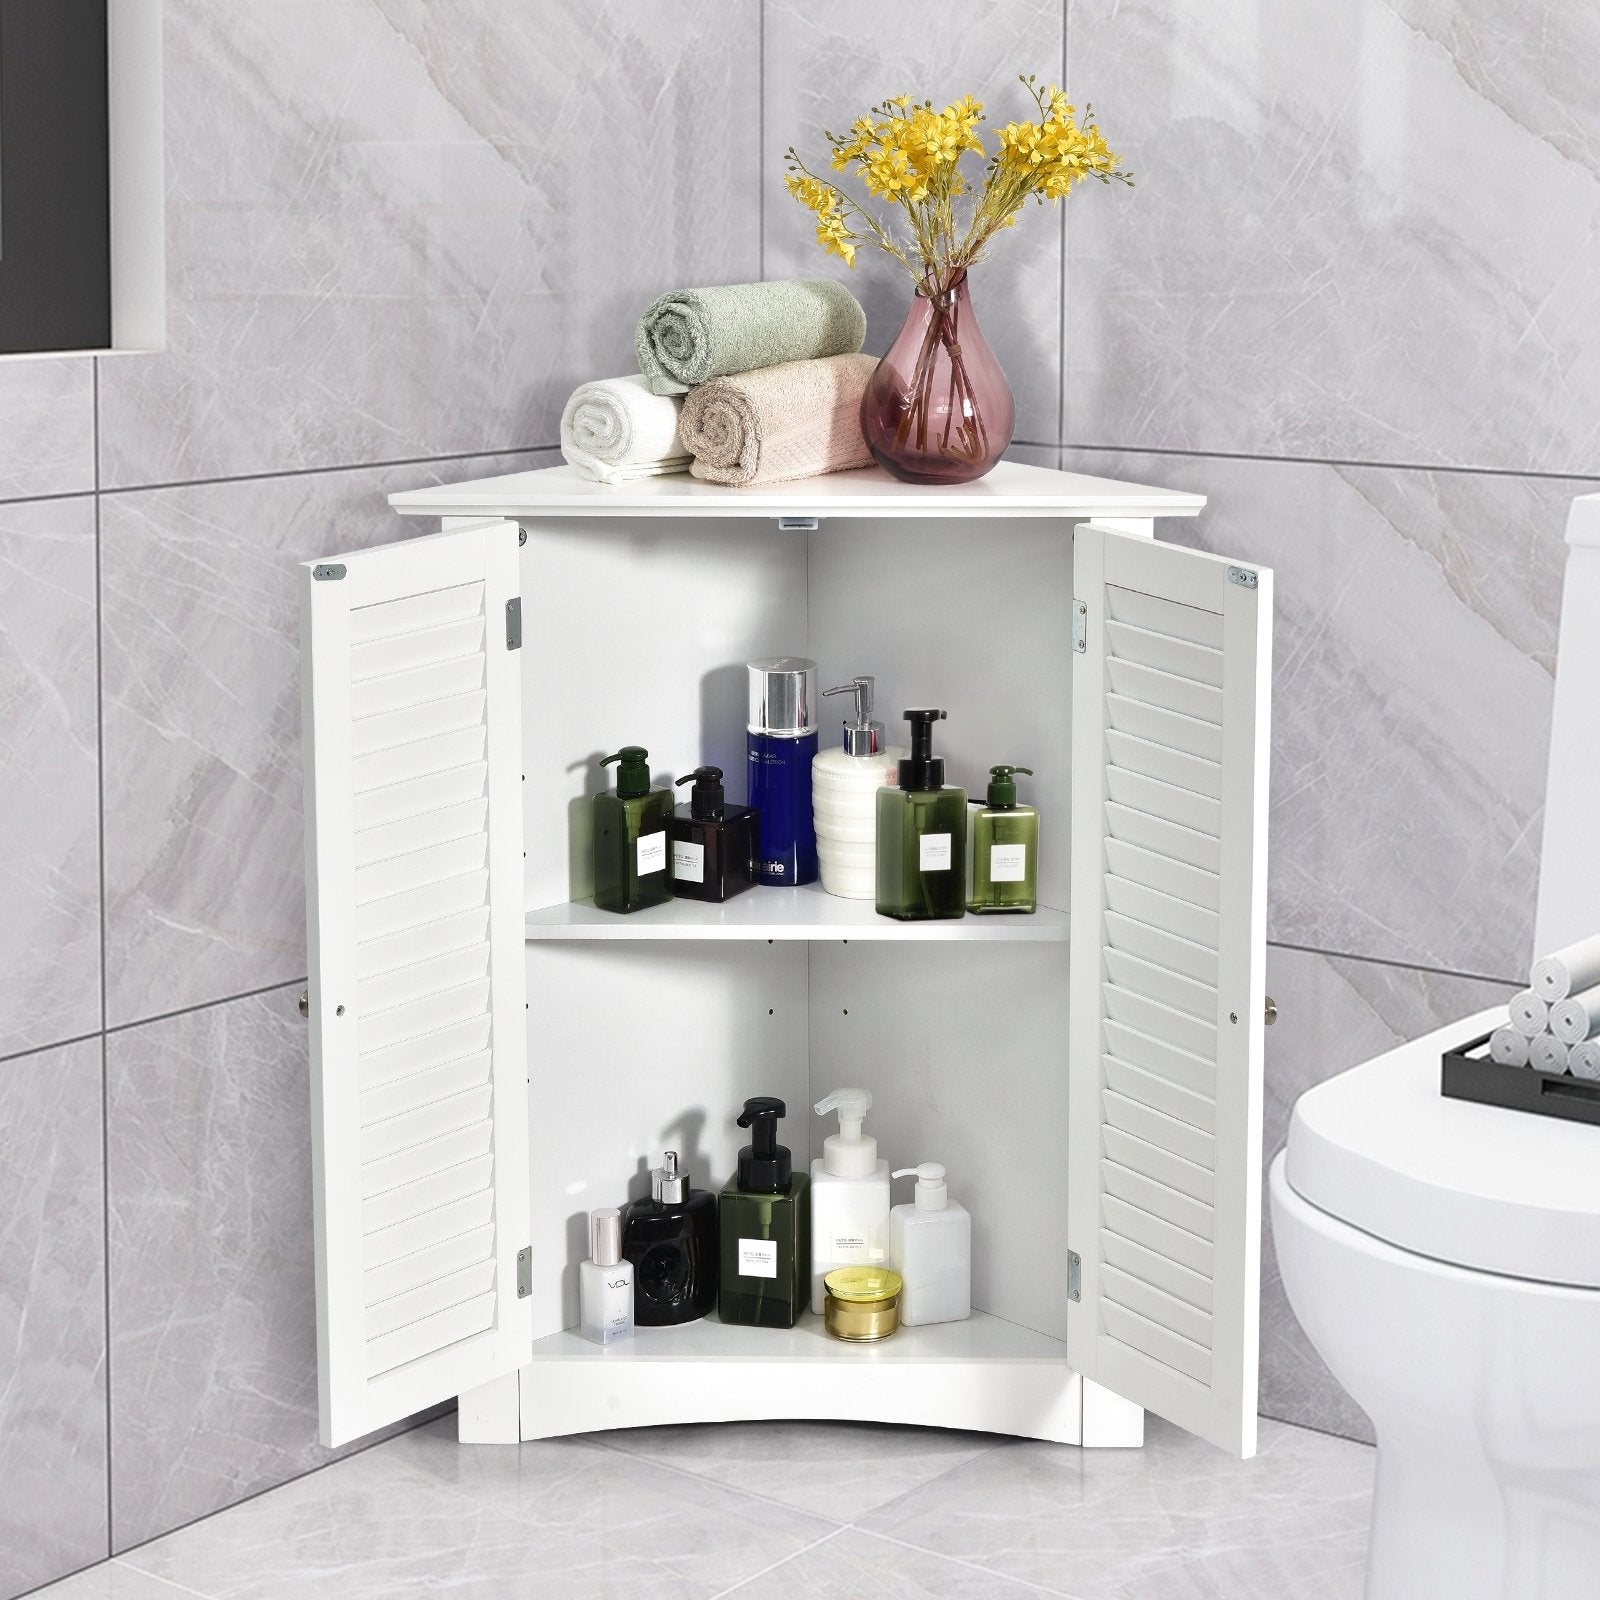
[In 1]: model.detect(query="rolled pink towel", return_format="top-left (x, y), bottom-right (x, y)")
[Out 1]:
top-left (679, 353), bottom-right (877, 487)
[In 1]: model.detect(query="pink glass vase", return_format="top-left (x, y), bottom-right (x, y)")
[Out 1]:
top-left (860, 270), bottom-right (1014, 485)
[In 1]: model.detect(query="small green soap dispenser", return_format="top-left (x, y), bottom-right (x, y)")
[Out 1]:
top-left (875, 709), bottom-right (967, 920)
top-left (593, 746), bottom-right (672, 914)
top-left (968, 764), bottom-right (1038, 914)
top-left (718, 1097), bottom-right (811, 1329)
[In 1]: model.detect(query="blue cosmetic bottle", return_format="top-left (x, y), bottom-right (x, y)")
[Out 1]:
top-left (747, 657), bottom-right (819, 886)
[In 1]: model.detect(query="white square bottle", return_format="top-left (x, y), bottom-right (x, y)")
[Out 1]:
top-left (579, 1206), bottom-right (635, 1345)
top-left (809, 1088), bottom-right (891, 1314)
top-left (888, 1163), bottom-right (971, 1326)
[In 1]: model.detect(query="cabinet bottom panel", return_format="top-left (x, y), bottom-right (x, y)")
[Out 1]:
top-left (463, 1310), bottom-right (1090, 1445)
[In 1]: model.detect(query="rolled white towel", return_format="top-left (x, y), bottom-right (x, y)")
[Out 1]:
top-left (1531, 932), bottom-right (1600, 1002)
top-left (1509, 989), bottom-right (1548, 1038)
top-left (1489, 1026), bottom-right (1531, 1067)
top-left (1529, 1034), bottom-right (1571, 1074)
top-left (1549, 984), bottom-right (1600, 1046)
top-left (1570, 1039), bottom-right (1600, 1082)
top-left (560, 375), bottom-right (689, 484)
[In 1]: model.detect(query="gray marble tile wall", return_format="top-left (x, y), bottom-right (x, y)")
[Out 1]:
top-left (5, 3), bottom-right (1594, 1591)
top-left (1, 3), bottom-right (762, 1593)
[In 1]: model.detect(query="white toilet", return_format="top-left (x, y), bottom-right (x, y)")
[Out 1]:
top-left (1271, 494), bottom-right (1600, 1600)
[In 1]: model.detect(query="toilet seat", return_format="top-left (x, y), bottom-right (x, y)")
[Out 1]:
top-left (1283, 1005), bottom-right (1600, 1288)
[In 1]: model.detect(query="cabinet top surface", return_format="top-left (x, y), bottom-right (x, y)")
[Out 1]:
top-left (390, 461), bottom-right (1205, 522)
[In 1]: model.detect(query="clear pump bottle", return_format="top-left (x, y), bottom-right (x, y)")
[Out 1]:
top-left (968, 764), bottom-right (1038, 913)
top-left (718, 1097), bottom-right (811, 1329)
top-left (809, 1088), bottom-right (891, 1314)
top-left (889, 1163), bottom-right (971, 1326)
top-left (579, 1207), bottom-right (635, 1345)
top-left (875, 710), bottom-right (967, 920)
top-left (812, 675), bottom-right (905, 900)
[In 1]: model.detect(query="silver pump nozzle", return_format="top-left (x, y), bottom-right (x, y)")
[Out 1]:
top-left (823, 675), bottom-right (887, 756)
top-left (651, 1150), bottom-right (688, 1205)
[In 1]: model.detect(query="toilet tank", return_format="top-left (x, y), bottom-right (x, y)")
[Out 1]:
top-left (1533, 493), bottom-right (1600, 961)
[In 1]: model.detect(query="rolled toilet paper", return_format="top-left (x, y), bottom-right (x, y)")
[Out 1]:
top-left (1570, 1039), bottom-right (1600, 1082)
top-left (1532, 932), bottom-right (1600, 1002)
top-left (1528, 1033), bottom-right (1571, 1074)
top-left (1549, 984), bottom-right (1600, 1046)
top-left (1489, 1026), bottom-right (1531, 1068)
top-left (1510, 989), bottom-right (1549, 1038)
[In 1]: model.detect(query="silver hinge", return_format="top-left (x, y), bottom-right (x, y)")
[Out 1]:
top-left (1068, 1250), bottom-right (1082, 1302)
top-left (1072, 599), bottom-right (1087, 654)
top-left (516, 1247), bottom-right (532, 1299)
top-left (777, 516), bottom-right (818, 532)
top-left (312, 563), bottom-right (346, 581)
top-left (505, 597), bottom-right (522, 650)
top-left (1227, 565), bottom-right (1259, 590)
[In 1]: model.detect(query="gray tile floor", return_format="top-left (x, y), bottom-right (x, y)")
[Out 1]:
top-left (37, 1413), bottom-right (1375, 1600)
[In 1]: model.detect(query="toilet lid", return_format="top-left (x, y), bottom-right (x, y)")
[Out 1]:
top-left (1284, 1006), bottom-right (1600, 1288)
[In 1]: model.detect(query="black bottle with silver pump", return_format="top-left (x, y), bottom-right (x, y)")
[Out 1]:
top-left (620, 1151), bottom-right (718, 1325)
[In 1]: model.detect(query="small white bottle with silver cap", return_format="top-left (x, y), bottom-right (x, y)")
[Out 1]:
top-left (889, 1163), bottom-right (971, 1327)
top-left (579, 1207), bottom-right (634, 1345)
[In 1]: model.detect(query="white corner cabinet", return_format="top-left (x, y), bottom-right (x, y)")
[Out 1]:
top-left (298, 462), bottom-right (1273, 1461)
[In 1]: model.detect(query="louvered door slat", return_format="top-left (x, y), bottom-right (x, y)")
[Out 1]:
top-left (302, 519), bottom-right (529, 1448)
top-left (1070, 522), bottom-right (1271, 1460)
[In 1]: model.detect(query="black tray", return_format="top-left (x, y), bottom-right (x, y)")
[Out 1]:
top-left (1441, 1031), bottom-right (1600, 1127)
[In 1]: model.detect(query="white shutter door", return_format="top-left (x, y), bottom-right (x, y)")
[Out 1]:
top-left (1068, 523), bottom-right (1272, 1459)
top-left (300, 519), bottom-right (530, 1448)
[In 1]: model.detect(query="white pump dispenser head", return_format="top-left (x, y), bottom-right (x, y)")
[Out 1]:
top-left (814, 1088), bottom-right (877, 1177)
top-left (892, 1163), bottom-right (949, 1211)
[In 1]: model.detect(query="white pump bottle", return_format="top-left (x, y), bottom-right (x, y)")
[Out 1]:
top-left (809, 1088), bottom-right (891, 1314)
top-left (889, 1163), bottom-right (971, 1326)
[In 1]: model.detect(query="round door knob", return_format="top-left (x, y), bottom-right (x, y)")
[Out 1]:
top-left (298, 990), bottom-right (309, 1019)
top-left (1264, 996), bottom-right (1278, 1026)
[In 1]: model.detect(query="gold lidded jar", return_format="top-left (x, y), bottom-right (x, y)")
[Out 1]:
top-left (823, 1266), bottom-right (903, 1341)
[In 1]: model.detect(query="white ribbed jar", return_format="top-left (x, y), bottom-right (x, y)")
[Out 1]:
top-left (813, 745), bottom-right (903, 898)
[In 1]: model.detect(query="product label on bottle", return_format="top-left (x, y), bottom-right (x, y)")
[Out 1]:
top-left (919, 832), bottom-right (953, 871)
top-left (738, 1239), bottom-right (778, 1278)
top-left (672, 840), bottom-right (705, 883)
top-left (990, 843), bottom-right (1027, 882)
top-left (637, 830), bottom-right (667, 876)
top-left (829, 1231), bottom-right (869, 1256)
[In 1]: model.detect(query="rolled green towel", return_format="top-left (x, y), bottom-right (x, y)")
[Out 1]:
top-left (635, 278), bottom-right (868, 396)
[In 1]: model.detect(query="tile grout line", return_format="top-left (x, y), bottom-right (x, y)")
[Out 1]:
top-left (757, 0), bottom-right (765, 282)
top-left (103, 976), bottom-right (310, 1040)
top-left (588, 1431), bottom-right (858, 1530)
top-left (704, 1526), bottom-right (849, 1600)
top-left (1267, 938), bottom-right (1518, 988)
top-left (851, 1525), bottom-right (1080, 1598)
top-left (111, 1409), bottom-right (450, 1573)
top-left (0, 443), bottom-right (563, 514)
top-left (1058, 0), bottom-right (1069, 452)
top-left (1059, 440), bottom-right (1600, 487)
top-left (93, 350), bottom-right (116, 1566)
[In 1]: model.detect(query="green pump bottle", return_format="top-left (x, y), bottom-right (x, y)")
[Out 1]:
top-left (875, 709), bottom-right (967, 921)
top-left (593, 746), bottom-right (672, 914)
top-left (968, 765), bottom-right (1038, 913)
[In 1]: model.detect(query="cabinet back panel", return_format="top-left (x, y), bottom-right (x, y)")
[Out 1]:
top-left (807, 943), bottom-right (1071, 1341)
top-left (525, 941), bottom-right (809, 1336)
top-left (806, 520), bottom-right (1074, 915)
top-left (519, 519), bottom-right (809, 911)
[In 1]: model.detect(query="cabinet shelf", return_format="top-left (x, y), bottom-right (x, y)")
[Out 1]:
top-left (524, 883), bottom-right (1070, 942)
top-left (518, 1309), bottom-right (1081, 1444)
